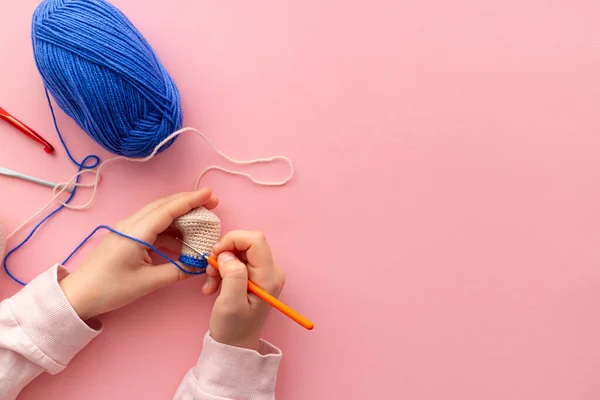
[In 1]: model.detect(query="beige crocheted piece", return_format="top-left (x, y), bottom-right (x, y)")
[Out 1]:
top-left (0, 217), bottom-right (5, 262)
top-left (174, 207), bottom-right (221, 268)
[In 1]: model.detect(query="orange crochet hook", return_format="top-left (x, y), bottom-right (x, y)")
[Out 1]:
top-left (205, 256), bottom-right (314, 330)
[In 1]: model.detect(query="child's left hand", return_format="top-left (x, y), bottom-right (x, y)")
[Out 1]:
top-left (59, 188), bottom-right (218, 321)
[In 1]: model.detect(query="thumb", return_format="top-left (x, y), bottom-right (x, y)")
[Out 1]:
top-left (218, 252), bottom-right (249, 304)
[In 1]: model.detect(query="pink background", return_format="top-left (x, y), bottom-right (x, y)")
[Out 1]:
top-left (1, 0), bottom-right (600, 399)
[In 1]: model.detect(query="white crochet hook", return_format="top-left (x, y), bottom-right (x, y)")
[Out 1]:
top-left (0, 167), bottom-right (72, 193)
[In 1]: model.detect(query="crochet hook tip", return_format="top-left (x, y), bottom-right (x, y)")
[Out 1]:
top-left (0, 106), bottom-right (55, 155)
top-left (176, 238), bottom-right (204, 256)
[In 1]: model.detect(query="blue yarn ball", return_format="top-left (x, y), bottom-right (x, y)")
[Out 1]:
top-left (31, 0), bottom-right (182, 158)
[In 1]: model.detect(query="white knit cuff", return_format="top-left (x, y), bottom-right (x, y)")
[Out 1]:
top-left (193, 331), bottom-right (282, 399)
top-left (9, 265), bottom-right (102, 373)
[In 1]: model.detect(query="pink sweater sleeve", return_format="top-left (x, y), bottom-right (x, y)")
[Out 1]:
top-left (0, 265), bottom-right (101, 400)
top-left (0, 265), bottom-right (282, 400)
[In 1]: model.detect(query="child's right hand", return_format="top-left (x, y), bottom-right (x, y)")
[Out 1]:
top-left (202, 231), bottom-right (286, 350)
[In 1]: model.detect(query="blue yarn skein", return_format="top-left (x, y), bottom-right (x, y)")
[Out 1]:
top-left (31, 0), bottom-right (182, 158)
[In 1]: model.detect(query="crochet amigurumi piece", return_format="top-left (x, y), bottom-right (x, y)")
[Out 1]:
top-left (174, 207), bottom-right (221, 269)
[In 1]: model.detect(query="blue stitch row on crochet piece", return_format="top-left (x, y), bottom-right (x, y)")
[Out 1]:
top-left (179, 253), bottom-right (209, 269)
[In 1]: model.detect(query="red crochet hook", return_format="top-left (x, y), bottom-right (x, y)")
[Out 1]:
top-left (0, 107), bottom-right (54, 154)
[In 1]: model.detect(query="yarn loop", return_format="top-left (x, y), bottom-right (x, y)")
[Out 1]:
top-left (32, 0), bottom-right (182, 157)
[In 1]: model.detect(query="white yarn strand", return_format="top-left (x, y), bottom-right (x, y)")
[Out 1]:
top-left (7, 127), bottom-right (294, 240)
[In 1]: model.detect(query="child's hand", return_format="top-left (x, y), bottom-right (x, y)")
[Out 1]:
top-left (59, 189), bottom-right (218, 321)
top-left (203, 231), bottom-right (286, 350)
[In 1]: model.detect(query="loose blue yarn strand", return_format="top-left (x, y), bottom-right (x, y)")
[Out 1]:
top-left (4, 0), bottom-right (192, 285)
top-left (3, 156), bottom-right (94, 285)
top-left (61, 226), bottom-right (205, 276)
top-left (4, 90), bottom-right (203, 285)
top-left (44, 89), bottom-right (99, 169)
top-left (3, 89), bottom-right (98, 285)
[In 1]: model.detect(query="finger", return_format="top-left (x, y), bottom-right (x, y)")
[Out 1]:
top-left (141, 262), bottom-right (195, 291)
top-left (132, 190), bottom-right (208, 224)
top-left (134, 192), bottom-right (187, 220)
top-left (154, 233), bottom-right (182, 252)
top-left (134, 190), bottom-right (213, 241)
top-left (206, 264), bottom-right (220, 277)
top-left (204, 195), bottom-right (219, 210)
top-left (213, 230), bottom-right (273, 263)
top-left (202, 274), bottom-right (222, 295)
top-left (202, 265), bottom-right (222, 294)
top-left (217, 252), bottom-right (249, 304)
top-left (213, 231), bottom-right (284, 296)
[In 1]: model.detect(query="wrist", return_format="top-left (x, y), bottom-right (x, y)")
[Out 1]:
top-left (210, 331), bottom-right (261, 351)
top-left (59, 274), bottom-right (95, 321)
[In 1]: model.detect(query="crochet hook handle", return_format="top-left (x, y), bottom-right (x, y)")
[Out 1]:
top-left (205, 255), bottom-right (315, 330)
top-left (0, 167), bottom-right (72, 193)
top-left (0, 107), bottom-right (54, 154)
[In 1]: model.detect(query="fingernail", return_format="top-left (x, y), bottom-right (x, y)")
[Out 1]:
top-left (202, 281), bottom-right (209, 290)
top-left (218, 251), bottom-right (235, 263)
